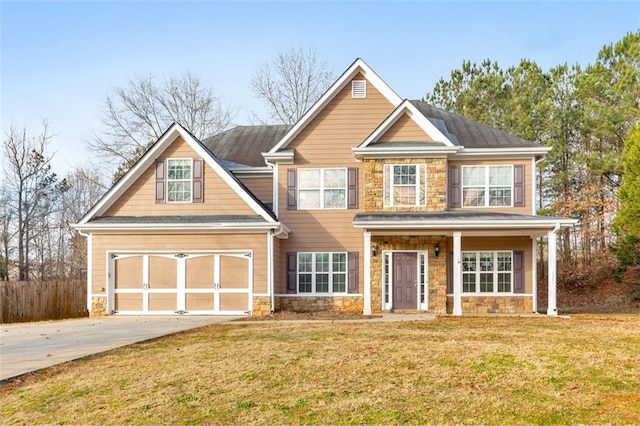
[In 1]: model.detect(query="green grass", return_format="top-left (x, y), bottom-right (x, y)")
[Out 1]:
top-left (2, 315), bottom-right (640, 425)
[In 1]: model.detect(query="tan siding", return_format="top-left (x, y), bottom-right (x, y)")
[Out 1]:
top-left (238, 176), bottom-right (273, 204)
top-left (276, 74), bottom-right (396, 293)
top-left (448, 158), bottom-right (533, 215)
top-left (379, 113), bottom-right (433, 142)
top-left (90, 233), bottom-right (268, 294)
top-left (459, 236), bottom-right (533, 293)
top-left (105, 136), bottom-right (256, 217)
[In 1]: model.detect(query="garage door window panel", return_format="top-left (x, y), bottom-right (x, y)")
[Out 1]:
top-left (220, 255), bottom-right (249, 289)
top-left (149, 256), bottom-right (177, 289)
top-left (185, 256), bottom-right (214, 289)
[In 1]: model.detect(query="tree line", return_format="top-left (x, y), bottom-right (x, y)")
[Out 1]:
top-left (1, 36), bottom-right (638, 283)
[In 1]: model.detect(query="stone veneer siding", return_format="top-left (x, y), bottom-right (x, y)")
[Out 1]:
top-left (276, 296), bottom-right (364, 313)
top-left (446, 296), bottom-right (534, 314)
top-left (91, 295), bottom-right (107, 317)
top-left (370, 235), bottom-right (448, 314)
top-left (252, 296), bottom-right (272, 316)
top-left (364, 158), bottom-right (447, 212)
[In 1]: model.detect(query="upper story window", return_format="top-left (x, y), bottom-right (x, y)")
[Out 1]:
top-left (167, 159), bottom-right (193, 202)
top-left (298, 168), bottom-right (347, 210)
top-left (383, 164), bottom-right (426, 207)
top-left (462, 251), bottom-right (513, 294)
top-left (462, 165), bottom-right (513, 207)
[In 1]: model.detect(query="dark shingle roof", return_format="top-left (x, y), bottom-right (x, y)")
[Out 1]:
top-left (202, 125), bottom-right (291, 167)
top-left (409, 101), bottom-right (538, 148)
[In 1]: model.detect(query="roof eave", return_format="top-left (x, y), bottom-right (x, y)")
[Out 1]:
top-left (72, 221), bottom-right (284, 233)
top-left (262, 150), bottom-right (295, 164)
top-left (452, 147), bottom-right (551, 160)
top-left (353, 218), bottom-right (578, 229)
top-left (352, 146), bottom-right (460, 159)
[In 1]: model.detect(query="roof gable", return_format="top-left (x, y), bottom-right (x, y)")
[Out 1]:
top-left (77, 123), bottom-right (277, 225)
top-left (268, 58), bottom-right (403, 154)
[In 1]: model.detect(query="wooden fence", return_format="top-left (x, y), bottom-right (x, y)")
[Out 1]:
top-left (0, 280), bottom-right (88, 323)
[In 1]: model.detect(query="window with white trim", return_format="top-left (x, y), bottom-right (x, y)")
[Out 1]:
top-left (167, 158), bottom-right (192, 202)
top-left (462, 251), bottom-right (513, 294)
top-left (383, 164), bottom-right (426, 207)
top-left (298, 252), bottom-right (347, 294)
top-left (298, 168), bottom-right (347, 209)
top-left (462, 165), bottom-right (513, 207)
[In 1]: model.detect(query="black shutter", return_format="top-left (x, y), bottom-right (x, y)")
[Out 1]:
top-left (347, 168), bottom-right (358, 209)
top-left (447, 251), bottom-right (453, 294)
top-left (155, 159), bottom-right (166, 203)
top-left (513, 251), bottom-right (525, 293)
top-left (448, 165), bottom-right (461, 208)
top-left (192, 158), bottom-right (204, 203)
top-left (286, 252), bottom-right (297, 294)
top-left (287, 169), bottom-right (297, 210)
top-left (514, 164), bottom-right (525, 207)
top-left (348, 252), bottom-right (358, 293)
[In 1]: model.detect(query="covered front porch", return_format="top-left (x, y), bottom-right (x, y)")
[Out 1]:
top-left (354, 211), bottom-right (577, 316)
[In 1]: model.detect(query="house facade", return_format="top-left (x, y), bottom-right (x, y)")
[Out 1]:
top-left (75, 59), bottom-right (575, 317)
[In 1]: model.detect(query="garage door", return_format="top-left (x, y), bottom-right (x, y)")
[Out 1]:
top-left (110, 252), bottom-right (251, 315)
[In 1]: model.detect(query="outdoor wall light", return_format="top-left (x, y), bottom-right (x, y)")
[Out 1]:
top-left (371, 243), bottom-right (378, 257)
top-left (434, 243), bottom-right (440, 258)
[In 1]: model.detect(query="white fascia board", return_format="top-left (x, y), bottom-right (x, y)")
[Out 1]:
top-left (230, 167), bottom-right (273, 178)
top-left (452, 147), bottom-right (551, 160)
top-left (268, 58), bottom-right (403, 154)
top-left (352, 146), bottom-right (460, 159)
top-left (262, 150), bottom-right (294, 164)
top-left (359, 100), bottom-right (455, 148)
top-left (353, 218), bottom-right (578, 230)
top-left (78, 123), bottom-right (277, 225)
top-left (72, 221), bottom-right (283, 233)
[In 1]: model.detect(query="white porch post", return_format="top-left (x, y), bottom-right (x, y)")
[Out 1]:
top-left (453, 232), bottom-right (462, 316)
top-left (532, 237), bottom-right (538, 313)
top-left (547, 227), bottom-right (558, 316)
top-left (363, 231), bottom-right (372, 315)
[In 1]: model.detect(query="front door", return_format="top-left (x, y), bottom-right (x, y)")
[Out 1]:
top-left (393, 252), bottom-right (417, 309)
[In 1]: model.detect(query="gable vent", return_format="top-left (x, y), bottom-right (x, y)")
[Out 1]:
top-left (352, 80), bottom-right (367, 98)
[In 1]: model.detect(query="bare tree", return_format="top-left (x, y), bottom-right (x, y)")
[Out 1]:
top-left (250, 46), bottom-right (334, 124)
top-left (3, 121), bottom-right (63, 280)
top-left (88, 72), bottom-right (235, 179)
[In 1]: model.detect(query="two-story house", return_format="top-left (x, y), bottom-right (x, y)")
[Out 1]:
top-left (74, 59), bottom-right (575, 317)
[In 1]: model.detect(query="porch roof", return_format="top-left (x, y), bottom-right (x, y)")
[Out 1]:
top-left (353, 211), bottom-right (577, 233)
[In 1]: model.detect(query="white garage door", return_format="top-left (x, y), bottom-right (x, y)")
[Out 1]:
top-left (109, 252), bottom-right (251, 315)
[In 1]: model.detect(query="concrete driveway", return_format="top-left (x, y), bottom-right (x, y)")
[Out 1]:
top-left (0, 316), bottom-right (238, 381)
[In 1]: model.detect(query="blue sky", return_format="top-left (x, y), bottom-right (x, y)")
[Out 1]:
top-left (2, 1), bottom-right (639, 175)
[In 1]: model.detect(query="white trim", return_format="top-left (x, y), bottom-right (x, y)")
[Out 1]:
top-left (75, 222), bottom-right (287, 233)
top-left (296, 252), bottom-right (348, 295)
top-left (228, 167), bottom-right (273, 176)
top-left (383, 164), bottom-right (426, 208)
top-left (166, 158), bottom-right (193, 203)
top-left (75, 123), bottom-right (277, 226)
top-left (352, 146), bottom-right (459, 159)
top-left (452, 232), bottom-right (462, 316)
top-left (354, 218), bottom-right (578, 230)
top-left (451, 147), bottom-right (551, 160)
top-left (267, 231), bottom-right (274, 313)
top-left (460, 250), bottom-right (514, 295)
top-left (86, 233), bottom-right (92, 311)
top-left (531, 157), bottom-right (537, 216)
top-left (532, 237), bottom-right (538, 313)
top-left (273, 162), bottom-right (279, 216)
top-left (268, 58), bottom-right (402, 154)
top-left (261, 150), bottom-right (294, 165)
top-left (352, 80), bottom-right (367, 98)
top-left (358, 99), bottom-right (455, 148)
top-left (547, 225), bottom-right (559, 315)
top-left (363, 232), bottom-right (372, 315)
top-left (381, 250), bottom-right (428, 311)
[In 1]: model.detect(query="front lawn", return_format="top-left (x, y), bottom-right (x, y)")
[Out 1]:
top-left (2, 315), bottom-right (640, 425)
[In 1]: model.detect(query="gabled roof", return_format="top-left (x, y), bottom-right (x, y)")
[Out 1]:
top-left (75, 123), bottom-right (279, 227)
top-left (203, 125), bottom-right (290, 167)
top-left (268, 58), bottom-right (403, 154)
top-left (358, 99), bottom-right (458, 149)
top-left (410, 101), bottom-right (539, 148)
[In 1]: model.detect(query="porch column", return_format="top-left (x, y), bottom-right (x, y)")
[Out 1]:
top-left (453, 232), bottom-right (462, 316)
top-left (532, 237), bottom-right (538, 313)
top-left (363, 231), bottom-right (372, 315)
top-left (547, 227), bottom-right (558, 316)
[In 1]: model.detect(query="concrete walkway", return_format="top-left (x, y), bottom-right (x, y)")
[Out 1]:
top-left (0, 316), bottom-right (238, 381)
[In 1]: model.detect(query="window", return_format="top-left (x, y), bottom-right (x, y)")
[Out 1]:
top-left (383, 164), bottom-right (426, 207)
top-left (298, 252), bottom-right (347, 294)
top-left (462, 165), bottom-right (513, 207)
top-left (298, 168), bottom-right (347, 210)
top-left (352, 80), bottom-right (366, 98)
top-left (462, 251), bottom-right (513, 294)
top-left (167, 159), bottom-right (192, 202)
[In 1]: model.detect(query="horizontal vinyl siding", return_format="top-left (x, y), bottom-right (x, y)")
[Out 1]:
top-left (276, 74), bottom-right (395, 294)
top-left (91, 233), bottom-right (268, 294)
top-left (379, 113), bottom-right (433, 142)
top-left (448, 236), bottom-right (533, 293)
top-left (448, 159), bottom-right (533, 215)
top-left (238, 176), bottom-right (273, 204)
top-left (106, 137), bottom-right (256, 217)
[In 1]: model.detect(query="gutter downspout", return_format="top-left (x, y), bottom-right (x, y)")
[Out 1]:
top-left (268, 229), bottom-right (275, 314)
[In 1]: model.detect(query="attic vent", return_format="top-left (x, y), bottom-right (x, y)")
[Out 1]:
top-left (352, 80), bottom-right (366, 98)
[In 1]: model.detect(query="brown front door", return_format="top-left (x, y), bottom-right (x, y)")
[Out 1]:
top-left (393, 252), bottom-right (417, 309)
